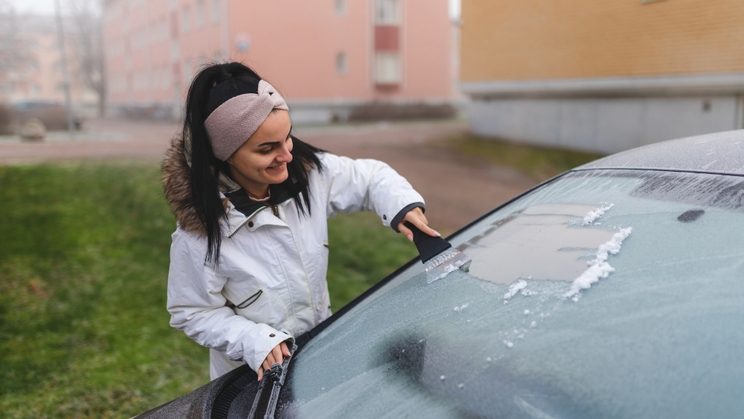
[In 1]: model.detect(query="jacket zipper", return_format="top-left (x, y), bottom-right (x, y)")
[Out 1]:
top-left (227, 206), bottom-right (267, 238)
top-left (227, 205), bottom-right (282, 238)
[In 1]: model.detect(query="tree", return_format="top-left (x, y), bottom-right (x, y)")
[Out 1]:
top-left (0, 0), bottom-right (30, 75)
top-left (67, 0), bottom-right (107, 117)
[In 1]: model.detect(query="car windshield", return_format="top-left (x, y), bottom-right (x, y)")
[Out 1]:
top-left (280, 169), bottom-right (744, 419)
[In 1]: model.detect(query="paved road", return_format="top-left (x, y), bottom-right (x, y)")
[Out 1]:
top-left (0, 118), bottom-right (536, 233)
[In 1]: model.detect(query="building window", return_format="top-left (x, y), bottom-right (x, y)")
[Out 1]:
top-left (196, 1), bottom-right (205, 28)
top-left (182, 6), bottom-right (191, 33)
top-left (211, 0), bottom-right (220, 23)
top-left (336, 52), bottom-right (347, 75)
top-left (376, 0), bottom-right (400, 25)
top-left (375, 52), bottom-right (400, 84)
top-left (335, 0), bottom-right (346, 15)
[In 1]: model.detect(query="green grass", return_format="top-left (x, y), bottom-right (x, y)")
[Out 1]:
top-left (444, 134), bottom-right (605, 181)
top-left (0, 162), bottom-right (415, 418)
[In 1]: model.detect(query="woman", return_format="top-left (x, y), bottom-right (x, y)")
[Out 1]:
top-left (162, 62), bottom-right (438, 381)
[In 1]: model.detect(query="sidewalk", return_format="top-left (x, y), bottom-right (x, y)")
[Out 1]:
top-left (0, 117), bottom-right (537, 232)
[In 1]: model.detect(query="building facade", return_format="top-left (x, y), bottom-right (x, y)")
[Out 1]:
top-left (0, 14), bottom-right (97, 110)
top-left (460, 0), bottom-right (744, 153)
top-left (103, 0), bottom-right (455, 122)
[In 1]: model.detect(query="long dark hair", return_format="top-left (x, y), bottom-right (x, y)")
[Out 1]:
top-left (183, 62), bottom-right (322, 262)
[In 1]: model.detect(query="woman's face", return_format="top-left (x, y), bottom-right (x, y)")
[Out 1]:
top-left (226, 110), bottom-right (293, 199)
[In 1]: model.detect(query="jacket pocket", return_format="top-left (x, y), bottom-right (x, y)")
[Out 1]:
top-left (232, 284), bottom-right (291, 332)
top-left (236, 290), bottom-right (263, 309)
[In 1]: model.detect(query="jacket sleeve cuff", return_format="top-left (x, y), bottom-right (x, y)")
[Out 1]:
top-left (244, 324), bottom-right (295, 372)
top-left (390, 202), bottom-right (425, 232)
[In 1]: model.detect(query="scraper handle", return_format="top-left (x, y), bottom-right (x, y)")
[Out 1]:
top-left (405, 222), bottom-right (451, 263)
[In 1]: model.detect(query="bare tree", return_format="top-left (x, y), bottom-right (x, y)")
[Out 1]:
top-left (0, 0), bottom-right (30, 75)
top-left (67, 0), bottom-right (107, 117)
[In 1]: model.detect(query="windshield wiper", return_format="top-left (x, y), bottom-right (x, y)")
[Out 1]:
top-left (247, 343), bottom-right (297, 419)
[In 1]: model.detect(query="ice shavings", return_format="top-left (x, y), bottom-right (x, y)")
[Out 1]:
top-left (564, 227), bottom-right (632, 301)
top-left (581, 203), bottom-right (614, 225)
top-left (503, 280), bottom-right (527, 299)
top-left (453, 303), bottom-right (469, 312)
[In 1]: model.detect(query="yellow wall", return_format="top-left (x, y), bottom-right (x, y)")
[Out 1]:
top-left (461, 0), bottom-right (744, 82)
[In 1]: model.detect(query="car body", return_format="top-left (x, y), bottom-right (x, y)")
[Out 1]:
top-left (11, 100), bottom-right (82, 132)
top-left (136, 130), bottom-right (744, 419)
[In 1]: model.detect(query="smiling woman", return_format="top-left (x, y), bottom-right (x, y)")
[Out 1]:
top-left (162, 61), bottom-right (439, 383)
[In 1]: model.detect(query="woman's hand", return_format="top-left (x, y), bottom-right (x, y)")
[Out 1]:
top-left (397, 207), bottom-right (440, 241)
top-left (257, 341), bottom-right (292, 381)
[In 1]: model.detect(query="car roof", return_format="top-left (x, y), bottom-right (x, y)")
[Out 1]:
top-left (574, 129), bottom-right (744, 176)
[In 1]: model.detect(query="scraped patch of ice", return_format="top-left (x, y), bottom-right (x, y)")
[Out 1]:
top-left (564, 227), bottom-right (632, 301)
top-left (581, 203), bottom-right (614, 225)
top-left (504, 280), bottom-right (527, 299)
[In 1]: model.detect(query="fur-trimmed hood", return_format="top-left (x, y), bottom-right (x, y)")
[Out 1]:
top-left (161, 135), bottom-right (209, 235)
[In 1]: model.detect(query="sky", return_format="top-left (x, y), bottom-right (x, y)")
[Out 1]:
top-left (7, 0), bottom-right (57, 15)
top-left (7, 0), bottom-right (461, 18)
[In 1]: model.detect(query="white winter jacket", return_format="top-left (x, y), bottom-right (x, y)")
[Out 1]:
top-left (164, 149), bottom-right (424, 379)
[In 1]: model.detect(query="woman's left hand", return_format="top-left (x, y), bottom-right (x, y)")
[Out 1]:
top-left (397, 207), bottom-right (440, 242)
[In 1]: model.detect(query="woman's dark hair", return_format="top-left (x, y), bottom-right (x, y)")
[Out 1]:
top-left (183, 62), bottom-right (322, 262)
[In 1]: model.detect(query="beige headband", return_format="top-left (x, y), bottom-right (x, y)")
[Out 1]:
top-left (204, 80), bottom-right (289, 161)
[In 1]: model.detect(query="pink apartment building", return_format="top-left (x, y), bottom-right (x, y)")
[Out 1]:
top-left (0, 14), bottom-right (97, 109)
top-left (103, 0), bottom-right (456, 122)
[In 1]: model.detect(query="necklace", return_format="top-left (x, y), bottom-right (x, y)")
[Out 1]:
top-left (247, 189), bottom-right (271, 202)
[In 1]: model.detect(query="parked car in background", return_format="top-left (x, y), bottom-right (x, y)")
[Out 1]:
top-left (135, 130), bottom-right (744, 419)
top-left (11, 100), bottom-right (82, 132)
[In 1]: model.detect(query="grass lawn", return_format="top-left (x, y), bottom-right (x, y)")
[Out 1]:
top-left (0, 162), bottom-right (415, 418)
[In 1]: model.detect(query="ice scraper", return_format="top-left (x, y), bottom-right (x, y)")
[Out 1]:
top-left (405, 222), bottom-right (472, 283)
